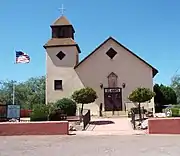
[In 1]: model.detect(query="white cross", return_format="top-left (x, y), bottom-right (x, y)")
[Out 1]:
top-left (59, 4), bottom-right (66, 15)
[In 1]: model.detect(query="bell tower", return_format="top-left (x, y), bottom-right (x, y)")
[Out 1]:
top-left (44, 10), bottom-right (81, 67)
top-left (51, 15), bottom-right (75, 39)
top-left (44, 6), bottom-right (81, 104)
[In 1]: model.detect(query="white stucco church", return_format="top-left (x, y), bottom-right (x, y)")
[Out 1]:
top-left (44, 15), bottom-right (158, 115)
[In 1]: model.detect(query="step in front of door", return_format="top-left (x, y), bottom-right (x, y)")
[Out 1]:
top-left (102, 111), bottom-right (128, 118)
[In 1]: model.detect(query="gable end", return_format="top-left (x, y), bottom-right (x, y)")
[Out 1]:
top-left (74, 36), bottom-right (158, 77)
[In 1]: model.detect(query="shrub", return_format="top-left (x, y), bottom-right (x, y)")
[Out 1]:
top-left (171, 107), bottom-right (180, 117)
top-left (55, 98), bottom-right (77, 116)
top-left (173, 104), bottom-right (180, 108)
top-left (49, 109), bottom-right (66, 121)
top-left (30, 104), bottom-right (48, 121)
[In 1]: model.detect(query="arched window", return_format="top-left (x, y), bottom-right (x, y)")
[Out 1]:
top-left (108, 72), bottom-right (118, 88)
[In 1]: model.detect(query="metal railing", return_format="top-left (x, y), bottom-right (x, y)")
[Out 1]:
top-left (124, 102), bottom-right (126, 112)
top-left (130, 106), bottom-right (148, 130)
top-left (131, 110), bottom-right (136, 130)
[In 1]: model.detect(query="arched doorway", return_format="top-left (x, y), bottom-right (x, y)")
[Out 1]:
top-left (104, 72), bottom-right (122, 111)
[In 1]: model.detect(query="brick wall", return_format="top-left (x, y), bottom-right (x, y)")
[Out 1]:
top-left (148, 118), bottom-right (180, 134)
top-left (0, 121), bottom-right (69, 136)
top-left (20, 109), bottom-right (32, 117)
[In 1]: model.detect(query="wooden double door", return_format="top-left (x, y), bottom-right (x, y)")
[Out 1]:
top-left (104, 88), bottom-right (122, 111)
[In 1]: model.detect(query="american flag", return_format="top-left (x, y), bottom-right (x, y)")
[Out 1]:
top-left (16, 51), bottom-right (30, 63)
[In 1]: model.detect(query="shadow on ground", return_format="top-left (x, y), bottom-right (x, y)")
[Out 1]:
top-left (90, 120), bottom-right (115, 125)
top-left (68, 133), bottom-right (76, 136)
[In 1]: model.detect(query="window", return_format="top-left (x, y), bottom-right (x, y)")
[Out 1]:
top-left (106, 48), bottom-right (117, 59)
top-left (56, 51), bottom-right (66, 60)
top-left (108, 72), bottom-right (118, 88)
top-left (54, 80), bottom-right (62, 90)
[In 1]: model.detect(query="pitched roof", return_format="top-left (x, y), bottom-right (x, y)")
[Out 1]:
top-left (74, 36), bottom-right (158, 77)
top-left (43, 38), bottom-right (81, 53)
top-left (51, 15), bottom-right (72, 26)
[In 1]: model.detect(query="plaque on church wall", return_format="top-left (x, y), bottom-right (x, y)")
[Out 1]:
top-left (105, 88), bottom-right (121, 93)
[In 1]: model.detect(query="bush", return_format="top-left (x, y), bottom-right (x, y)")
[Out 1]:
top-left (30, 104), bottom-right (48, 121)
top-left (173, 104), bottom-right (180, 108)
top-left (55, 98), bottom-right (76, 116)
top-left (49, 109), bottom-right (61, 121)
top-left (171, 107), bottom-right (180, 117)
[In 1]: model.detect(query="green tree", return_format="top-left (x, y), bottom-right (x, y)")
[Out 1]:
top-left (72, 87), bottom-right (98, 115)
top-left (154, 83), bottom-right (177, 112)
top-left (128, 87), bottom-right (155, 121)
top-left (0, 80), bottom-right (16, 104)
top-left (153, 84), bottom-right (164, 106)
top-left (160, 84), bottom-right (177, 104)
top-left (0, 76), bottom-right (45, 109)
top-left (171, 75), bottom-right (180, 104)
top-left (24, 76), bottom-right (45, 108)
top-left (30, 104), bottom-right (53, 121)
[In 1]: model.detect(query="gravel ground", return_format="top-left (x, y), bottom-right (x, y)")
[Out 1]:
top-left (0, 135), bottom-right (180, 156)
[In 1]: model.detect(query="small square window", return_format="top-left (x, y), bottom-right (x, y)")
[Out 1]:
top-left (54, 80), bottom-right (62, 90)
top-left (57, 51), bottom-right (66, 60)
top-left (106, 48), bottom-right (117, 59)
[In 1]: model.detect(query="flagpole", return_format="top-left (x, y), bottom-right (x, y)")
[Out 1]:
top-left (12, 82), bottom-right (15, 105)
top-left (13, 50), bottom-right (30, 105)
top-left (13, 51), bottom-right (16, 105)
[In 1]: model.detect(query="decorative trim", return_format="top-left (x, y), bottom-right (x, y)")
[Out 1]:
top-left (44, 44), bottom-right (81, 53)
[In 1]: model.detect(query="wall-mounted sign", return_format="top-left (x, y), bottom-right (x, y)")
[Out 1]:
top-left (105, 88), bottom-right (121, 93)
top-left (7, 105), bottom-right (20, 119)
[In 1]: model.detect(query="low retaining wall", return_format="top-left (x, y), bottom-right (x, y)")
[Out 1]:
top-left (148, 117), bottom-right (180, 134)
top-left (20, 109), bottom-right (32, 117)
top-left (0, 121), bottom-right (69, 136)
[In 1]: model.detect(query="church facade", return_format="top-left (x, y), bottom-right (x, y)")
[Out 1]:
top-left (44, 15), bottom-right (158, 115)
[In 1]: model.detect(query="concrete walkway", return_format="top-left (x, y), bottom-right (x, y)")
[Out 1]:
top-left (73, 117), bottom-right (146, 136)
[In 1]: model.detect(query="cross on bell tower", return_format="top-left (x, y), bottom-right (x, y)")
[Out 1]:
top-left (59, 4), bottom-right (66, 15)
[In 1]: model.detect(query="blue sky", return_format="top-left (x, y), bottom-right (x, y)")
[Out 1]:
top-left (0, 0), bottom-right (180, 85)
